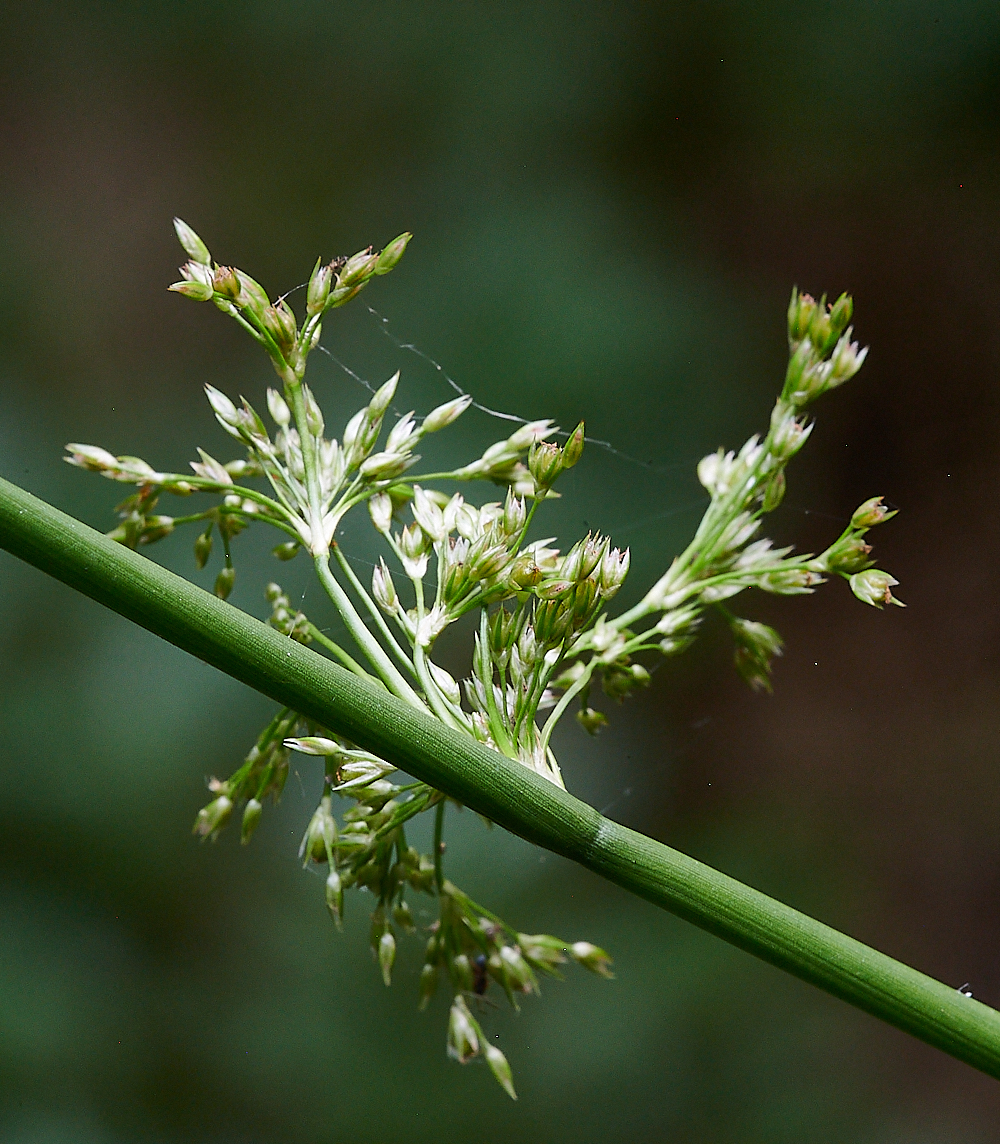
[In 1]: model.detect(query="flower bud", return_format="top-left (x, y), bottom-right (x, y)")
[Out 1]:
top-left (576, 707), bottom-right (608, 736)
top-left (569, 941), bottom-right (614, 978)
top-left (828, 292), bottom-right (853, 335)
top-left (235, 271), bottom-right (270, 318)
top-left (299, 797), bottom-right (336, 864)
top-left (762, 469), bottom-right (786, 512)
top-left (850, 496), bottom-right (897, 530)
top-left (241, 798), bottom-right (263, 844)
top-left (485, 1044), bottom-right (517, 1100)
top-left (173, 217), bottom-right (211, 265)
top-left (325, 870), bottom-right (343, 929)
top-left (821, 534), bottom-right (873, 574)
top-left (339, 247), bottom-right (380, 287)
top-left (261, 301), bottom-right (297, 354)
top-left (366, 492), bottom-right (392, 534)
top-left (193, 795), bottom-right (233, 840)
top-left (360, 451), bottom-right (413, 481)
top-left (372, 558), bottom-right (399, 612)
top-left (211, 265), bottom-right (241, 301)
top-left (378, 930), bottom-right (396, 986)
top-left (266, 387), bottom-right (291, 427)
top-left (528, 440), bottom-right (563, 489)
top-left (787, 288), bottom-right (817, 344)
top-left (849, 569), bottom-right (904, 609)
top-left (214, 565), bottom-right (235, 600)
top-left (168, 280), bottom-right (213, 301)
top-left (451, 953), bottom-right (474, 992)
top-left (417, 963), bottom-right (439, 1010)
top-left (271, 541), bottom-right (300, 562)
top-left (561, 422), bottom-right (585, 470)
top-left (375, 232), bottom-right (412, 275)
top-left (422, 394), bottom-right (472, 433)
top-left (307, 258), bottom-right (333, 315)
top-left (447, 995), bottom-right (480, 1063)
top-left (193, 527), bottom-right (213, 570)
top-left (369, 371), bottom-right (400, 419)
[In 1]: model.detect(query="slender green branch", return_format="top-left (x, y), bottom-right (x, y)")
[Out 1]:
top-left (2, 474), bottom-right (999, 1080)
top-left (306, 623), bottom-right (378, 681)
top-left (314, 554), bottom-right (424, 707)
top-left (331, 543), bottom-right (418, 679)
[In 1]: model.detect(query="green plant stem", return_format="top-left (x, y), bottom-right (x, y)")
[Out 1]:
top-left (313, 554), bottom-right (423, 707)
top-left (3, 473), bottom-right (1000, 1080)
top-left (331, 543), bottom-right (418, 679)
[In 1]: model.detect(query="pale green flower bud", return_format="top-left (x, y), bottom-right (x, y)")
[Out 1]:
top-left (502, 490), bottom-right (526, 538)
top-left (213, 565), bottom-right (235, 600)
top-left (299, 797), bottom-right (336, 864)
top-left (447, 995), bottom-right (480, 1063)
top-left (411, 486), bottom-right (446, 541)
top-left (787, 288), bottom-right (818, 345)
top-left (562, 421), bottom-right (585, 470)
top-left (193, 527), bottom-right (213, 570)
top-left (821, 534), bottom-right (873, 574)
top-left (173, 217), bottom-right (211, 265)
top-left (241, 798), bottom-right (263, 844)
top-left (422, 394), bottom-right (472, 433)
top-left (576, 707), bottom-right (608, 736)
top-left (325, 870), bottom-right (343, 929)
top-left (368, 492), bottom-right (393, 534)
top-left (569, 940), bottom-right (614, 978)
top-left (849, 569), bottom-right (904, 609)
top-left (417, 963), bottom-right (439, 1010)
top-left (762, 469), bottom-right (786, 511)
top-left (168, 279), bottom-right (213, 301)
top-left (306, 258), bottom-right (333, 315)
top-left (360, 450), bottom-right (413, 481)
top-left (485, 1044), bottom-right (517, 1100)
top-left (451, 953), bottom-right (474, 992)
top-left (266, 387), bottom-right (291, 427)
top-left (429, 662), bottom-right (461, 706)
top-left (369, 371), bottom-right (399, 418)
top-left (829, 331), bottom-right (868, 385)
top-left (63, 443), bottom-right (120, 472)
top-left (371, 558), bottom-right (399, 613)
top-left (272, 541), bottom-right (300, 561)
top-left (375, 232), bottom-right (412, 275)
top-left (235, 270), bottom-right (270, 318)
top-left (528, 440), bottom-right (563, 489)
top-left (378, 930), bottom-right (396, 986)
top-left (386, 413), bottom-right (418, 453)
top-left (193, 794), bottom-right (233, 839)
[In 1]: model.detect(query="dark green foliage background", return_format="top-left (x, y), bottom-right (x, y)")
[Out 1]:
top-left (2, 3), bottom-right (1000, 1140)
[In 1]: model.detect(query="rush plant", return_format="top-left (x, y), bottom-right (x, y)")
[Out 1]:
top-left (47, 221), bottom-right (909, 1096)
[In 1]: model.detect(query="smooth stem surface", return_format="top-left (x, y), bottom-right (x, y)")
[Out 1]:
top-left (1, 473), bottom-right (999, 1080)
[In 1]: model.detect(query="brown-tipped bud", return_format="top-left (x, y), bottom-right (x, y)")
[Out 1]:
top-left (169, 280), bottom-right (213, 301)
top-left (214, 565), bottom-right (235, 600)
top-left (562, 422), bottom-right (585, 470)
top-left (212, 265), bottom-right (241, 301)
top-left (508, 553), bottom-right (542, 590)
top-left (378, 930), bottom-right (396, 986)
top-left (339, 247), bottom-right (379, 287)
top-left (261, 300), bottom-right (297, 354)
top-left (375, 232), bottom-right (412, 275)
top-left (528, 440), bottom-right (563, 489)
top-left (241, 798), bottom-right (263, 844)
top-left (821, 534), bottom-right (873, 574)
top-left (234, 270), bottom-right (270, 318)
top-left (849, 569), bottom-right (904, 609)
top-left (173, 218), bottom-right (211, 265)
top-left (193, 794), bottom-right (233, 840)
top-left (193, 527), bottom-right (213, 570)
top-left (787, 288), bottom-right (817, 343)
top-left (850, 496), bottom-right (898, 530)
top-left (325, 870), bottom-right (344, 929)
top-left (569, 941), bottom-right (614, 978)
top-left (307, 258), bottom-right (333, 315)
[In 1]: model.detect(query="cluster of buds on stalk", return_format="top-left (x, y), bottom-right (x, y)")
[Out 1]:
top-left (68, 222), bottom-right (908, 1097)
top-left (192, 708), bottom-right (300, 844)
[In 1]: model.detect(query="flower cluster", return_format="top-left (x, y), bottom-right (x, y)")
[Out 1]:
top-left (68, 222), bottom-right (902, 1097)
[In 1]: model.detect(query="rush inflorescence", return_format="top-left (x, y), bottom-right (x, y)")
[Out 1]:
top-left (64, 219), bottom-right (900, 1097)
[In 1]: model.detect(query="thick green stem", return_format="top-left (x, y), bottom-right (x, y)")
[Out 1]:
top-left (2, 474), bottom-right (1000, 1080)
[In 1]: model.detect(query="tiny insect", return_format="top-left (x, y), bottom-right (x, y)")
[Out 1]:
top-left (472, 953), bottom-right (489, 995)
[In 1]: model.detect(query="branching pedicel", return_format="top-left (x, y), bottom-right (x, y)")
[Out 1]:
top-left (64, 220), bottom-right (901, 1097)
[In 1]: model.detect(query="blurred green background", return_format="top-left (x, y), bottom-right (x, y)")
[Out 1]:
top-left (2, 1), bottom-right (1000, 1140)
